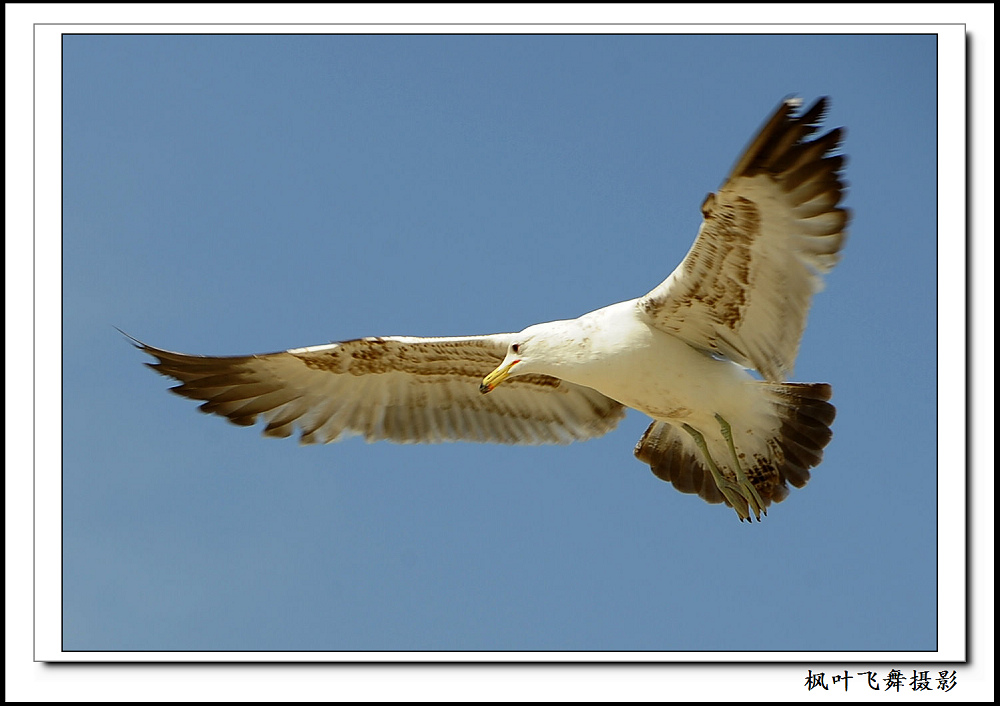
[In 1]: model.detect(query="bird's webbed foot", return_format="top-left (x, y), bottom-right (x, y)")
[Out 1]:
top-left (682, 418), bottom-right (765, 523)
top-left (713, 414), bottom-right (766, 521)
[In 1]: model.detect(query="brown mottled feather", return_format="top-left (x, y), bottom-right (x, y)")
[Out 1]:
top-left (130, 333), bottom-right (625, 446)
top-left (638, 97), bottom-right (849, 382)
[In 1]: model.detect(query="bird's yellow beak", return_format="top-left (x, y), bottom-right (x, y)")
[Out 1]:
top-left (480, 360), bottom-right (519, 394)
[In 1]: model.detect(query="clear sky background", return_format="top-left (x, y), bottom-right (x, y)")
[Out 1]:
top-left (57, 33), bottom-right (943, 655)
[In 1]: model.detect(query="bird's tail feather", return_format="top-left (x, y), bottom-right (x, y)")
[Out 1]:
top-left (633, 382), bottom-right (835, 511)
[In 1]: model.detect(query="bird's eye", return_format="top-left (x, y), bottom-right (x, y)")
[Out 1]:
top-left (511, 343), bottom-right (520, 354)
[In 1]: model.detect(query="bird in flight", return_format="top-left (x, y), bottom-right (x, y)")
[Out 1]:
top-left (129, 96), bottom-right (848, 522)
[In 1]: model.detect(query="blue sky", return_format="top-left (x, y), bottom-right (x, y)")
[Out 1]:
top-left (56, 33), bottom-right (946, 657)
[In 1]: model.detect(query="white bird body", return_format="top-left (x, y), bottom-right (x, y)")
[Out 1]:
top-left (498, 300), bottom-right (760, 429)
top-left (485, 298), bottom-right (781, 483)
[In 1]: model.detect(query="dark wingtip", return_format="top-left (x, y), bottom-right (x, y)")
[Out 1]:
top-left (114, 326), bottom-right (142, 347)
top-left (115, 327), bottom-right (156, 353)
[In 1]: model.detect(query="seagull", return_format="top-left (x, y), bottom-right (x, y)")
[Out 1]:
top-left (129, 96), bottom-right (848, 522)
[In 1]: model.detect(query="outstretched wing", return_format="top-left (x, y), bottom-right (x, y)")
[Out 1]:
top-left (638, 97), bottom-right (849, 381)
top-left (130, 333), bottom-right (626, 445)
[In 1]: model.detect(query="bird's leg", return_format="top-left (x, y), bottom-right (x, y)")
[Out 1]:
top-left (682, 423), bottom-right (751, 522)
top-left (714, 413), bottom-right (766, 521)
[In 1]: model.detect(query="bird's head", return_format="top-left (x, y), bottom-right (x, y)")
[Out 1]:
top-left (480, 323), bottom-right (581, 394)
top-left (480, 339), bottom-right (530, 394)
